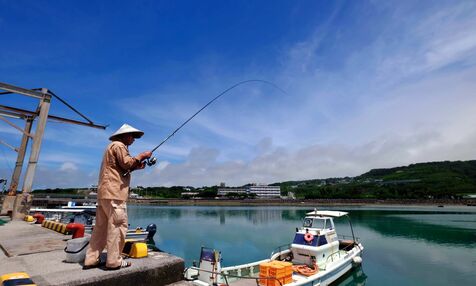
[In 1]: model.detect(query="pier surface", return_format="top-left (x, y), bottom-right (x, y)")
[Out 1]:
top-left (0, 218), bottom-right (186, 286)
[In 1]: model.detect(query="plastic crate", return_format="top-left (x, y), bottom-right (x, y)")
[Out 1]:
top-left (266, 275), bottom-right (292, 286)
top-left (269, 265), bottom-right (292, 277)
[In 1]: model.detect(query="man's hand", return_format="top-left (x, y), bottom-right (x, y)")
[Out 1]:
top-left (133, 151), bottom-right (153, 170)
top-left (137, 151), bottom-right (152, 161)
top-left (136, 151), bottom-right (152, 163)
top-left (137, 161), bottom-right (147, 169)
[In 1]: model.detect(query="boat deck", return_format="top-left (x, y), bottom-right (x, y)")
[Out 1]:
top-left (217, 249), bottom-right (353, 286)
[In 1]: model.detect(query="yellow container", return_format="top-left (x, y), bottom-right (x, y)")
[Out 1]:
top-left (0, 272), bottom-right (36, 286)
top-left (129, 242), bottom-right (148, 258)
top-left (24, 215), bottom-right (34, 222)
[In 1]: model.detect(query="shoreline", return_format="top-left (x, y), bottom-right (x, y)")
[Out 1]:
top-left (13, 195), bottom-right (475, 209)
top-left (128, 198), bottom-right (476, 207)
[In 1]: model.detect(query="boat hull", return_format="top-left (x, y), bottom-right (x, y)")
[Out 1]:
top-left (278, 243), bottom-right (363, 286)
top-left (187, 243), bottom-right (363, 286)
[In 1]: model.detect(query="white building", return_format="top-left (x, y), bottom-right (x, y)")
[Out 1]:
top-left (218, 184), bottom-right (281, 198)
top-left (248, 185), bottom-right (281, 198)
top-left (217, 187), bottom-right (247, 196)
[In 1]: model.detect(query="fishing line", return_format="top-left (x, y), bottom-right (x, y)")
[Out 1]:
top-left (126, 79), bottom-right (287, 175)
top-left (151, 79), bottom-right (287, 153)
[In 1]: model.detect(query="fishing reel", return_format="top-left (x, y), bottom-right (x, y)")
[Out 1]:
top-left (123, 157), bottom-right (157, 177)
top-left (145, 157), bottom-right (157, 166)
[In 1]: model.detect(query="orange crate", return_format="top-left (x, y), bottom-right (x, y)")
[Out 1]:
top-left (260, 262), bottom-right (273, 275)
top-left (272, 261), bottom-right (292, 267)
top-left (270, 261), bottom-right (292, 276)
top-left (263, 261), bottom-right (293, 286)
top-left (266, 279), bottom-right (279, 286)
top-left (267, 276), bottom-right (291, 286)
top-left (259, 274), bottom-right (268, 286)
top-left (269, 266), bottom-right (290, 278)
top-left (260, 261), bottom-right (274, 286)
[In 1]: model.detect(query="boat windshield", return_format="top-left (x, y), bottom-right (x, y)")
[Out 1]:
top-left (303, 217), bottom-right (326, 229)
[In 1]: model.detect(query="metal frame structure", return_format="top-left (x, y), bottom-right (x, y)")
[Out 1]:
top-left (0, 82), bottom-right (106, 218)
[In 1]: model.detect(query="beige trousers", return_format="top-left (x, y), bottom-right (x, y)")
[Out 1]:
top-left (84, 199), bottom-right (128, 268)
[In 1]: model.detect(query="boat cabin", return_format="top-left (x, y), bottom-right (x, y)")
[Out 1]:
top-left (291, 210), bottom-right (347, 266)
top-left (302, 216), bottom-right (335, 230)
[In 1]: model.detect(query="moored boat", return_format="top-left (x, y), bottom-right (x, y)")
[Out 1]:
top-left (185, 209), bottom-right (363, 286)
top-left (30, 205), bottom-right (157, 242)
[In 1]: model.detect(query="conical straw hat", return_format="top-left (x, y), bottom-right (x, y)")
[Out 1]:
top-left (109, 124), bottom-right (144, 140)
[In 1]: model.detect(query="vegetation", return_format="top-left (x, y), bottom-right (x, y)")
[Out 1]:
top-left (33, 187), bottom-right (89, 195)
top-left (280, 160), bottom-right (476, 199)
top-left (31, 160), bottom-right (476, 200)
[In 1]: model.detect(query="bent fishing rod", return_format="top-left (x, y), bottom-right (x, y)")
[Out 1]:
top-left (124, 79), bottom-right (287, 176)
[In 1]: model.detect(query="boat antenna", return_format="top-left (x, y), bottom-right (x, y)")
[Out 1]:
top-left (125, 79), bottom-right (287, 175)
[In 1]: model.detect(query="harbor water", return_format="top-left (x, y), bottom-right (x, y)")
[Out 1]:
top-left (128, 205), bottom-right (476, 286)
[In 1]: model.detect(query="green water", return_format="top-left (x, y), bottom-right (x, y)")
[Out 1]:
top-left (128, 205), bottom-right (476, 286)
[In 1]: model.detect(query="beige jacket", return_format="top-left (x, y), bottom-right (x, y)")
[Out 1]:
top-left (97, 141), bottom-right (140, 201)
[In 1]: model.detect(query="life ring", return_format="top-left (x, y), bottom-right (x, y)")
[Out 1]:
top-left (304, 233), bottom-right (314, 243)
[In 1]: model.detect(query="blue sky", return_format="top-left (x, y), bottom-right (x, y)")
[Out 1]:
top-left (1, 0), bottom-right (476, 188)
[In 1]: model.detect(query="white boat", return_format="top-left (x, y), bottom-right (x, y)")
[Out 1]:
top-left (185, 210), bottom-right (364, 286)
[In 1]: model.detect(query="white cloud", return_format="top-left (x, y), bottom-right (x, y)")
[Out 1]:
top-left (127, 2), bottom-right (476, 187)
top-left (59, 162), bottom-right (78, 171)
top-left (6, 1), bottom-right (476, 188)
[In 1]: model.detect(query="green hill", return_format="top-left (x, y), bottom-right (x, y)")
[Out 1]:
top-left (279, 160), bottom-right (476, 199)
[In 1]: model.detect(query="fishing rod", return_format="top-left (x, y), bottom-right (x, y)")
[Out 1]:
top-left (126, 79), bottom-right (287, 175)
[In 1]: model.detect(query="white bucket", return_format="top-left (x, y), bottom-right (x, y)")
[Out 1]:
top-left (64, 235), bottom-right (91, 263)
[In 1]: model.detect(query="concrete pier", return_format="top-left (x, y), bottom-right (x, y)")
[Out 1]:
top-left (0, 218), bottom-right (186, 286)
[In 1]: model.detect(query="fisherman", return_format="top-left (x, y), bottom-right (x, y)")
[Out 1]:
top-left (83, 124), bottom-right (152, 270)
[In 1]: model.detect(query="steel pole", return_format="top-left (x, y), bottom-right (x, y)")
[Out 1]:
top-left (8, 117), bottom-right (34, 195)
top-left (12, 90), bottom-right (51, 219)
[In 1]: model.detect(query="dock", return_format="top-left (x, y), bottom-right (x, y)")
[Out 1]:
top-left (0, 218), bottom-right (187, 286)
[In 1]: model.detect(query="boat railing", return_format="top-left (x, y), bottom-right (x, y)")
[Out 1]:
top-left (322, 239), bottom-right (359, 270)
top-left (185, 266), bottom-right (284, 286)
top-left (270, 243), bottom-right (291, 259)
top-left (338, 233), bottom-right (360, 242)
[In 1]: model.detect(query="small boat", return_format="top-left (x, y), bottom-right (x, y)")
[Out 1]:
top-left (185, 210), bottom-right (364, 286)
top-left (30, 205), bottom-right (156, 242)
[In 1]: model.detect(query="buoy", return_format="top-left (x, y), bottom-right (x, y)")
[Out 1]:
top-left (66, 223), bottom-right (85, 239)
top-left (33, 213), bottom-right (45, 224)
top-left (352, 256), bottom-right (362, 266)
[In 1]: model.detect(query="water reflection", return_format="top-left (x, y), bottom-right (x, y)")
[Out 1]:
top-left (332, 266), bottom-right (367, 286)
top-left (348, 210), bottom-right (476, 247)
top-left (127, 205), bottom-right (476, 286)
top-left (128, 206), bottom-right (308, 225)
top-left (128, 206), bottom-right (476, 247)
